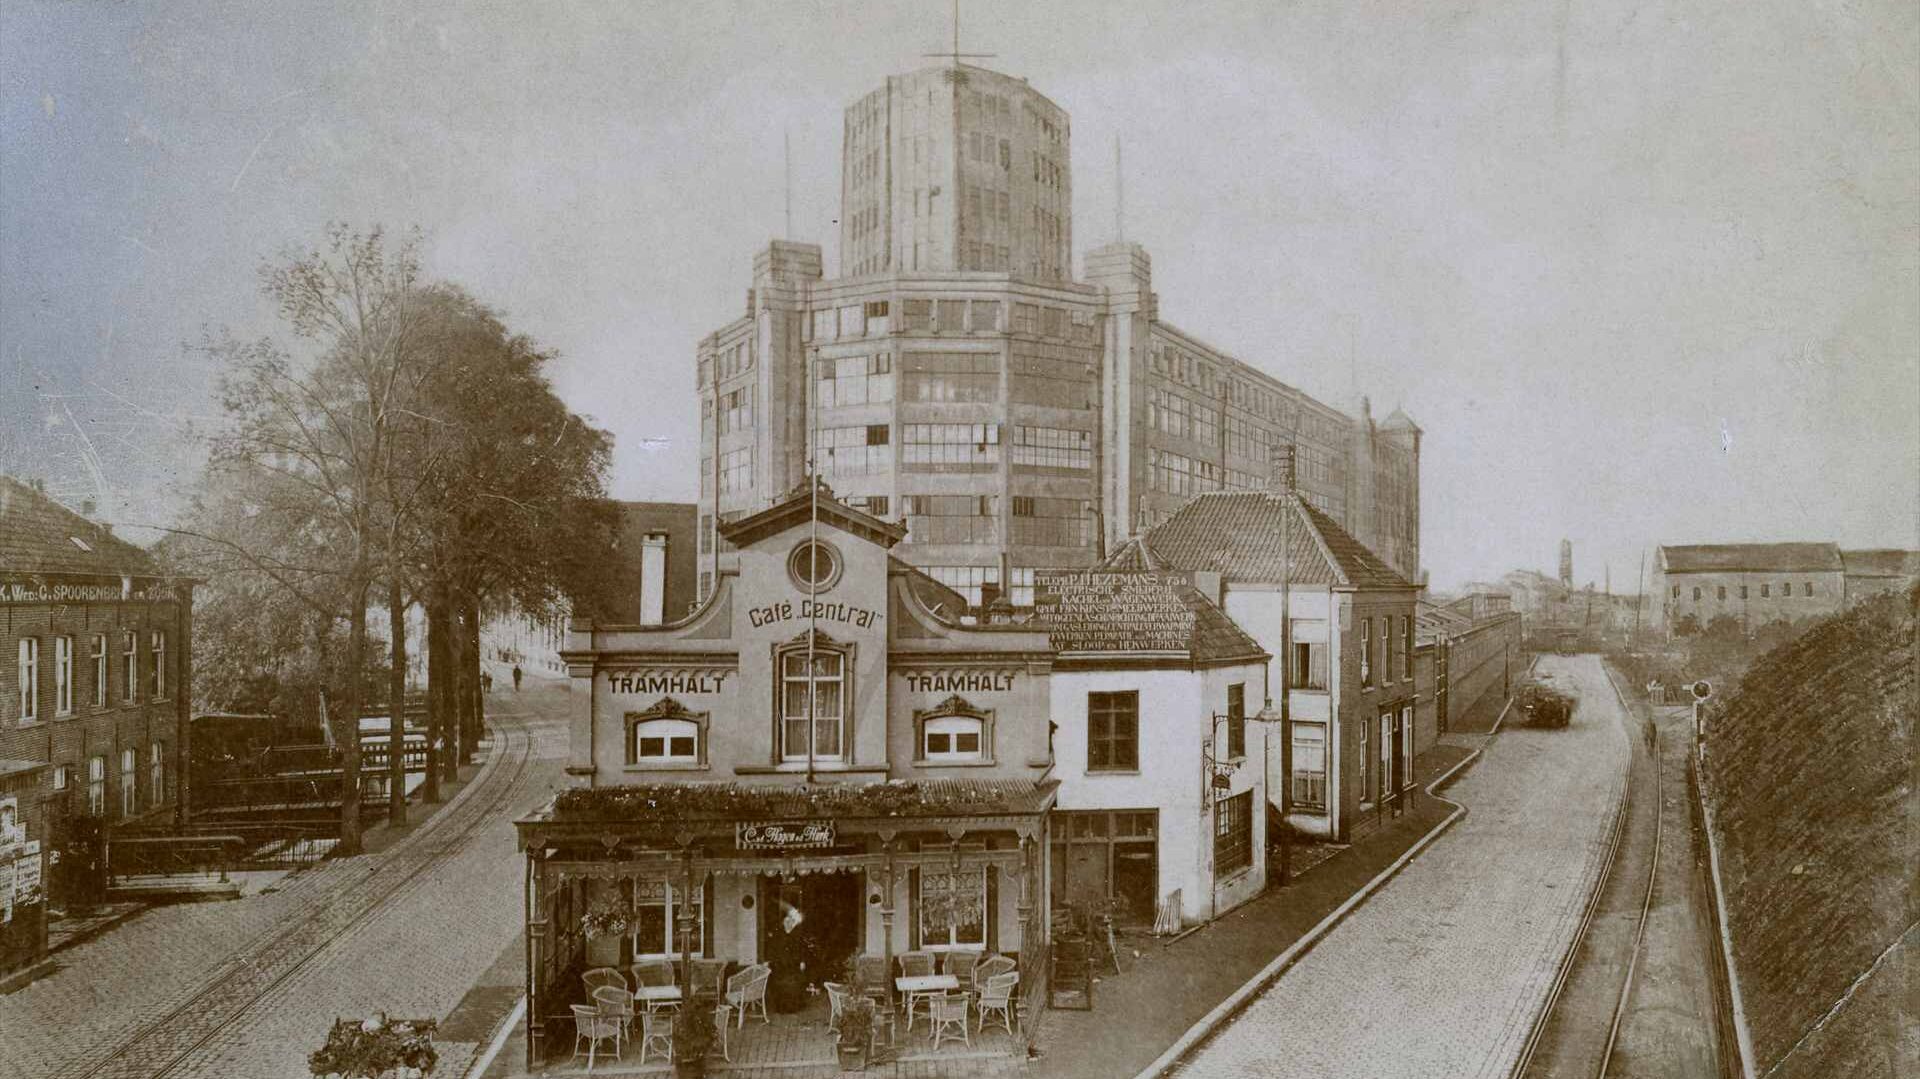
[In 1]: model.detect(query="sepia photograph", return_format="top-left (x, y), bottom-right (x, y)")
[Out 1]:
top-left (0, 2), bottom-right (1914, 1077)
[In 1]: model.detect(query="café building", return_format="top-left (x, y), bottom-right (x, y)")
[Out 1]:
top-left (514, 484), bottom-right (1057, 1065)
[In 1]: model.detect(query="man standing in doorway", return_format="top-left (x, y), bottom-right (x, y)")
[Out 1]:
top-left (511, 664), bottom-right (523, 692)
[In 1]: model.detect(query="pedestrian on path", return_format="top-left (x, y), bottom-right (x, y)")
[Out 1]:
top-left (482, 670), bottom-right (493, 694)
top-left (512, 664), bottom-right (523, 691)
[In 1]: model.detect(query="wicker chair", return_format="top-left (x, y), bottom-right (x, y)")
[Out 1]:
top-left (724, 963), bottom-right (771, 1028)
top-left (632, 958), bottom-right (677, 989)
top-left (569, 1003), bottom-right (622, 1071)
top-left (896, 952), bottom-right (939, 1028)
top-left (690, 957), bottom-right (730, 999)
top-left (976, 972), bottom-right (1019, 1035)
top-left (583, 967), bottom-right (627, 996)
top-left (929, 992), bottom-right (970, 1050)
top-left (637, 1010), bottom-right (674, 1065)
top-left (970, 954), bottom-right (1015, 992)
top-left (591, 984), bottom-right (636, 1042)
top-left (824, 980), bottom-right (854, 1026)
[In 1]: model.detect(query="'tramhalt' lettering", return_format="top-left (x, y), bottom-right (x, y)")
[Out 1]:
top-left (904, 671), bottom-right (1015, 694)
top-left (606, 670), bottom-right (728, 695)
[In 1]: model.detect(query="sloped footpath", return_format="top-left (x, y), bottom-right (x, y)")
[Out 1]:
top-left (1029, 729), bottom-right (1489, 1079)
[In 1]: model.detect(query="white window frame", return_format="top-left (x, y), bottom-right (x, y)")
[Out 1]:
top-left (122, 630), bottom-right (138, 702)
top-left (1290, 722), bottom-right (1327, 808)
top-left (18, 637), bottom-right (38, 722)
top-left (630, 718), bottom-right (700, 764)
top-left (151, 741), bottom-right (166, 804)
top-left (91, 633), bottom-right (107, 706)
top-left (629, 879), bottom-right (707, 959)
top-left (1401, 706), bottom-right (1416, 791)
top-left (922, 714), bottom-right (985, 762)
top-left (52, 764), bottom-right (71, 792)
top-left (54, 636), bottom-right (73, 716)
top-left (87, 755), bottom-right (107, 816)
top-left (917, 864), bottom-right (987, 951)
top-left (780, 647), bottom-right (846, 763)
top-left (121, 746), bottom-right (138, 816)
top-left (1380, 713), bottom-right (1393, 800)
top-left (151, 630), bottom-right (167, 700)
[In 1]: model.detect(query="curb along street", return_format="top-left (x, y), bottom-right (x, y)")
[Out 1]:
top-left (1132, 695), bottom-right (1517, 1079)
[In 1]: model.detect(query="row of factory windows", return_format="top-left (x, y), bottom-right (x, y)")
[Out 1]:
top-left (1674, 582), bottom-right (1818, 601)
top-left (803, 299), bottom-right (1095, 343)
top-left (43, 743), bottom-right (169, 820)
top-left (16, 631), bottom-right (169, 723)
top-left (815, 351), bottom-right (1097, 411)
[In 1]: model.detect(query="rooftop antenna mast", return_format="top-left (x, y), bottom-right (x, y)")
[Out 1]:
top-left (1115, 136), bottom-right (1125, 243)
top-left (923, 0), bottom-right (995, 70)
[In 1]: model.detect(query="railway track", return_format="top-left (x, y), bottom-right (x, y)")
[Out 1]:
top-left (1598, 709), bottom-right (1664, 1078)
top-left (59, 715), bottom-right (536, 1079)
top-left (1511, 661), bottom-right (1663, 1079)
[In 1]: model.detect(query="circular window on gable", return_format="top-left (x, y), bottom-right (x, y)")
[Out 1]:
top-left (788, 539), bottom-right (843, 592)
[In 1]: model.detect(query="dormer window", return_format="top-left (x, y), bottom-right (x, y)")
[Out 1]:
top-left (625, 699), bottom-right (708, 769)
top-left (914, 695), bottom-right (994, 765)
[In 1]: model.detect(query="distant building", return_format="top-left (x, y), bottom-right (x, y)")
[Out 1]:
top-left (1839, 548), bottom-right (1920, 604)
top-left (1652, 543), bottom-right (1849, 635)
top-left (693, 58), bottom-right (1422, 610)
top-left (0, 476), bottom-right (193, 985)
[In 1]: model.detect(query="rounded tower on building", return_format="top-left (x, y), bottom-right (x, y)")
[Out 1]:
top-left (841, 64), bottom-right (1072, 281)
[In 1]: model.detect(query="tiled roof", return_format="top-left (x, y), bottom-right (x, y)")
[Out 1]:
top-left (1659, 543), bottom-right (1843, 574)
top-left (0, 476), bottom-right (161, 577)
top-left (1025, 570), bottom-right (1267, 666)
top-left (1124, 491), bottom-right (1413, 591)
top-left (1839, 549), bottom-right (1920, 578)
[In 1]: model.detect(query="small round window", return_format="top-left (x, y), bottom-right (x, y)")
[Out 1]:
top-left (788, 540), bottom-right (842, 591)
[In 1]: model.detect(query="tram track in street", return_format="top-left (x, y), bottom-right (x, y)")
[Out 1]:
top-left (59, 715), bottom-right (535, 1079)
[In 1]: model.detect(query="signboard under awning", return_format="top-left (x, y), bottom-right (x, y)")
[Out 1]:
top-left (736, 821), bottom-right (835, 850)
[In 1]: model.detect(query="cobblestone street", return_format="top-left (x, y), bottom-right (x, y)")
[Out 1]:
top-left (0, 680), bottom-right (571, 1079)
top-left (1176, 654), bottom-right (1631, 1079)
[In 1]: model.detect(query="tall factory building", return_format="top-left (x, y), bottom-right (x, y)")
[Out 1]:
top-left (694, 61), bottom-right (1421, 610)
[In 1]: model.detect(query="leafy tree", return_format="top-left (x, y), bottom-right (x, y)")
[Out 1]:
top-left (179, 225), bottom-right (426, 853)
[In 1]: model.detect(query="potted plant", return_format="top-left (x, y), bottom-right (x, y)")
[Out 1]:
top-left (307, 1014), bottom-right (438, 1078)
top-left (671, 1005), bottom-right (717, 1078)
top-left (579, 892), bottom-right (633, 939)
top-left (832, 996), bottom-right (875, 1071)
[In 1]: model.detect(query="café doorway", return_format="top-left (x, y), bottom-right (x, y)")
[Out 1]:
top-left (759, 872), bottom-right (862, 1011)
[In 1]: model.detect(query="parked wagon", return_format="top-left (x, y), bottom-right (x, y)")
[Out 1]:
top-left (1517, 681), bottom-right (1576, 728)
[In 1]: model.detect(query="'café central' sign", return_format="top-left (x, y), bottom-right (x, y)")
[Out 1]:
top-left (736, 821), bottom-right (835, 850)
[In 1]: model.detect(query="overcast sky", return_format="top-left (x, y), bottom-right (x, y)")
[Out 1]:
top-left (4, 0), bottom-right (1915, 591)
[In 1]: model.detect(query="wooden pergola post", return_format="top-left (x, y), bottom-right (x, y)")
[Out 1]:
top-left (878, 833), bottom-right (897, 1010)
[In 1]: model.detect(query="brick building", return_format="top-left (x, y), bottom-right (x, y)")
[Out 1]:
top-left (694, 59), bottom-right (1422, 610)
top-left (0, 476), bottom-right (192, 982)
top-left (1100, 487), bottom-right (1419, 843)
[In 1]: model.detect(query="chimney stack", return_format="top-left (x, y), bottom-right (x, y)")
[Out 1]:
top-left (1268, 444), bottom-right (1297, 495)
